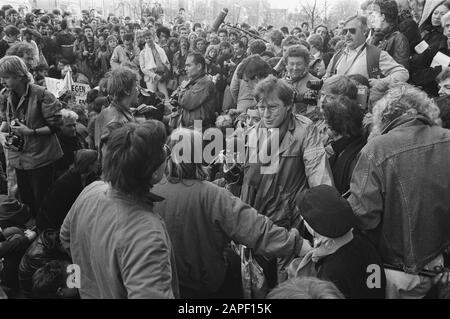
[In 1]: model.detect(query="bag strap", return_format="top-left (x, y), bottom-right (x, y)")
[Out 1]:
top-left (329, 49), bottom-right (345, 76)
top-left (366, 44), bottom-right (382, 79)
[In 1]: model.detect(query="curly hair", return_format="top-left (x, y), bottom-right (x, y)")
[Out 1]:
top-left (269, 29), bottom-right (284, 46)
top-left (323, 96), bottom-right (364, 137)
top-left (6, 42), bottom-right (36, 59)
top-left (371, 83), bottom-right (441, 135)
top-left (267, 277), bottom-right (344, 299)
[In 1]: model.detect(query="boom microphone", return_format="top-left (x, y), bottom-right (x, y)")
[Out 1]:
top-left (212, 8), bottom-right (229, 32)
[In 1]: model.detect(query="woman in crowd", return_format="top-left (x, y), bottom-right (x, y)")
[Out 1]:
top-left (410, 0), bottom-right (450, 95)
top-left (322, 96), bottom-right (366, 195)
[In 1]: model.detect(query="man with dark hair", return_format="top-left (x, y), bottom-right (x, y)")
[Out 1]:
top-left (110, 33), bottom-right (139, 69)
top-left (0, 25), bottom-right (20, 58)
top-left (32, 260), bottom-right (78, 299)
top-left (61, 121), bottom-right (178, 299)
top-left (5, 42), bottom-right (36, 70)
top-left (176, 52), bottom-right (216, 128)
top-left (156, 25), bottom-right (171, 49)
top-left (301, 22), bottom-right (310, 37)
top-left (248, 39), bottom-right (267, 55)
top-left (55, 19), bottom-right (76, 59)
top-left (284, 46), bottom-right (320, 116)
top-left (218, 28), bottom-right (228, 43)
top-left (368, 0), bottom-right (410, 68)
top-left (229, 30), bottom-right (239, 43)
top-left (230, 54), bottom-right (273, 111)
top-left (74, 25), bottom-right (99, 84)
top-left (6, 9), bottom-right (18, 25)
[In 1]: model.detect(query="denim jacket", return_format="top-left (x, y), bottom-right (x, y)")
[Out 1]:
top-left (349, 114), bottom-right (450, 274)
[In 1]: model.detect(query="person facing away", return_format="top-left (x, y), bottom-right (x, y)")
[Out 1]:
top-left (60, 121), bottom-right (179, 299)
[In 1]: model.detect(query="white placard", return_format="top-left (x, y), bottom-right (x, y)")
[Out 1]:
top-left (44, 77), bottom-right (66, 98)
top-left (414, 40), bottom-right (429, 54)
top-left (431, 52), bottom-right (450, 68)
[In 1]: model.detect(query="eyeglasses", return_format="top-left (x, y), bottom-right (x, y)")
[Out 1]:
top-left (342, 28), bottom-right (357, 35)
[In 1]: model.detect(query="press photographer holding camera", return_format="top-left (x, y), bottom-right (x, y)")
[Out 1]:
top-left (284, 46), bottom-right (321, 117)
top-left (0, 56), bottom-right (63, 219)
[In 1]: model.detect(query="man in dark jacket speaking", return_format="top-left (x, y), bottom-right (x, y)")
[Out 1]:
top-left (178, 52), bottom-right (216, 129)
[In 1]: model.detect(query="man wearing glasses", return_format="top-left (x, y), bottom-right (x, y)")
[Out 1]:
top-left (325, 15), bottom-right (409, 93)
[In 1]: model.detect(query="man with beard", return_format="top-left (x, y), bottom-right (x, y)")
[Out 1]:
top-left (75, 25), bottom-right (99, 85)
top-left (348, 83), bottom-right (450, 298)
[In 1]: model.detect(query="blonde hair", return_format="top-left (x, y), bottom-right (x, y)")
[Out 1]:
top-left (60, 108), bottom-right (79, 121)
top-left (0, 55), bottom-right (33, 82)
top-left (267, 277), bottom-right (345, 299)
top-left (442, 11), bottom-right (450, 26)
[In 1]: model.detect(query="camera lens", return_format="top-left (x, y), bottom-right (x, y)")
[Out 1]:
top-left (306, 80), bottom-right (324, 91)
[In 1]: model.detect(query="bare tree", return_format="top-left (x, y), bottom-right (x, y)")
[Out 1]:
top-left (328, 0), bottom-right (361, 27)
top-left (298, 0), bottom-right (324, 29)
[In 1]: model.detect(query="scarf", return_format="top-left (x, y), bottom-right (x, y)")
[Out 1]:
top-left (142, 43), bottom-right (169, 82)
top-left (287, 229), bottom-right (354, 279)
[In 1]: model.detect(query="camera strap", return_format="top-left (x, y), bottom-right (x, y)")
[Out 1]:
top-left (337, 43), bottom-right (367, 76)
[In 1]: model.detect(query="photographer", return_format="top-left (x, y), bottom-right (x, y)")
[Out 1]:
top-left (0, 56), bottom-right (63, 219)
top-left (284, 45), bottom-right (320, 116)
top-left (74, 25), bottom-right (99, 85)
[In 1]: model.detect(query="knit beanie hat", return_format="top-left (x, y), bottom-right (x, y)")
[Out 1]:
top-left (296, 185), bottom-right (355, 238)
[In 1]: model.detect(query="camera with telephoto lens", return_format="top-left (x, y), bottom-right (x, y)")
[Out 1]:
top-left (169, 91), bottom-right (180, 111)
top-left (5, 120), bottom-right (25, 152)
top-left (292, 80), bottom-right (324, 106)
top-left (356, 85), bottom-right (369, 110)
top-left (306, 80), bottom-right (324, 91)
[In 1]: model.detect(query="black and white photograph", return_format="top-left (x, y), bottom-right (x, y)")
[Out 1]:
top-left (0, 0), bottom-right (449, 307)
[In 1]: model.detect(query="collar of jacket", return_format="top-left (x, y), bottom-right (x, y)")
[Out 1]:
top-left (381, 25), bottom-right (399, 40)
top-left (258, 113), bottom-right (296, 155)
top-left (188, 73), bottom-right (206, 86)
top-left (381, 113), bottom-right (435, 135)
top-left (331, 135), bottom-right (363, 155)
top-left (7, 82), bottom-right (31, 107)
top-left (108, 186), bottom-right (165, 208)
top-left (110, 100), bottom-right (133, 116)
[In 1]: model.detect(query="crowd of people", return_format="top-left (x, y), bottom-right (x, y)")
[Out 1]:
top-left (0, 0), bottom-right (449, 299)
